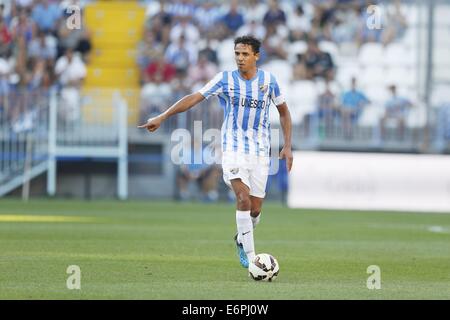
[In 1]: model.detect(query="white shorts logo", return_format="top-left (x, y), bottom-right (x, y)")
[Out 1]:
top-left (230, 168), bottom-right (239, 175)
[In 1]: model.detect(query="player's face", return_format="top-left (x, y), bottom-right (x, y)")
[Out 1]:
top-left (234, 44), bottom-right (259, 73)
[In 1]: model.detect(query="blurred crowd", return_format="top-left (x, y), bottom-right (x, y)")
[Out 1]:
top-left (138, 0), bottom-right (412, 137)
top-left (136, 0), bottom-right (413, 201)
top-left (0, 0), bottom-right (91, 126)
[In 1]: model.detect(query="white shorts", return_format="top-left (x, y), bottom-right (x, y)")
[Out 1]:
top-left (222, 152), bottom-right (270, 198)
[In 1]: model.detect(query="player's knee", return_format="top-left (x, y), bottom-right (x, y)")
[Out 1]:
top-left (250, 210), bottom-right (261, 218)
top-left (236, 191), bottom-right (251, 210)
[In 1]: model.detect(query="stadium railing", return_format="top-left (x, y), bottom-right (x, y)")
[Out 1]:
top-left (47, 88), bottom-right (128, 199)
top-left (0, 88), bottom-right (129, 199)
top-left (0, 90), bottom-right (50, 198)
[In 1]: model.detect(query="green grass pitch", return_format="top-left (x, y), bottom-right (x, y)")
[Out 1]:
top-left (0, 199), bottom-right (449, 299)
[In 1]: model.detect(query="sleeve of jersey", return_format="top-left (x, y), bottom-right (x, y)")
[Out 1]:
top-left (271, 78), bottom-right (286, 106)
top-left (198, 72), bottom-right (223, 99)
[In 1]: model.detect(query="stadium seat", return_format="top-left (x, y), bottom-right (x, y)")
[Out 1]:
top-left (217, 38), bottom-right (235, 68)
top-left (288, 40), bottom-right (307, 64)
top-left (338, 42), bottom-right (358, 57)
top-left (400, 27), bottom-right (419, 48)
top-left (336, 65), bottom-right (360, 87)
top-left (336, 56), bottom-right (358, 70)
top-left (431, 84), bottom-right (450, 106)
top-left (358, 104), bottom-right (383, 127)
top-left (384, 43), bottom-right (416, 67)
top-left (81, 88), bottom-right (140, 126)
top-left (220, 60), bottom-right (237, 72)
top-left (407, 102), bottom-right (427, 128)
top-left (90, 48), bottom-right (137, 68)
top-left (87, 0), bottom-right (141, 10)
top-left (435, 5), bottom-right (450, 25)
top-left (434, 67), bottom-right (450, 83)
top-left (315, 79), bottom-right (341, 96)
top-left (384, 67), bottom-right (416, 87)
top-left (360, 66), bottom-right (386, 88)
top-left (358, 43), bottom-right (384, 67)
top-left (121, 88), bottom-right (142, 125)
top-left (402, 87), bottom-right (419, 102)
top-left (434, 27), bottom-right (450, 46)
top-left (365, 86), bottom-right (390, 106)
top-left (284, 80), bottom-right (318, 124)
top-left (85, 3), bottom-right (144, 28)
top-left (434, 48), bottom-right (450, 68)
top-left (263, 60), bottom-right (292, 84)
top-left (91, 28), bottom-right (142, 49)
top-left (83, 0), bottom-right (145, 122)
top-left (85, 68), bottom-right (139, 87)
top-left (318, 41), bottom-right (339, 58)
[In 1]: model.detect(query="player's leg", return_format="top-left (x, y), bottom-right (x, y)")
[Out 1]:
top-left (231, 178), bottom-right (251, 210)
top-left (250, 196), bottom-right (263, 229)
top-left (222, 153), bottom-right (254, 267)
top-left (231, 179), bottom-right (256, 265)
top-left (248, 155), bottom-right (270, 230)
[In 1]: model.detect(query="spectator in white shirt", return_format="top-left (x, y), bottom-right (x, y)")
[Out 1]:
top-left (28, 30), bottom-right (57, 63)
top-left (169, 15), bottom-right (199, 45)
top-left (54, 48), bottom-right (86, 123)
top-left (165, 34), bottom-right (198, 75)
top-left (236, 19), bottom-right (266, 41)
top-left (15, 0), bottom-right (33, 7)
top-left (55, 48), bottom-right (86, 87)
top-left (194, 1), bottom-right (223, 35)
top-left (287, 4), bottom-right (312, 41)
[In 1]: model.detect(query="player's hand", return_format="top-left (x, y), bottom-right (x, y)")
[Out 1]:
top-left (137, 115), bottom-right (164, 132)
top-left (279, 146), bottom-right (293, 172)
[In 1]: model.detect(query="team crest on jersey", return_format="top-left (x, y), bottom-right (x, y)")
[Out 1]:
top-left (230, 168), bottom-right (239, 175)
top-left (259, 85), bottom-right (268, 93)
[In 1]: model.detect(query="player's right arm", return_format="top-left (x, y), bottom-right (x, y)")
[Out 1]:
top-left (138, 72), bottom-right (223, 132)
top-left (138, 92), bottom-right (205, 132)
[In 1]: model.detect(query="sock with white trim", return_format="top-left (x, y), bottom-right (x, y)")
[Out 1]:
top-left (236, 210), bottom-right (256, 263)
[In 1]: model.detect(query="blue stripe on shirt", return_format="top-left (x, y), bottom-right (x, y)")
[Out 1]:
top-left (271, 74), bottom-right (280, 98)
top-left (254, 71), bottom-right (265, 156)
top-left (232, 71), bottom-right (240, 152)
top-left (261, 77), bottom-right (273, 156)
top-left (221, 71), bottom-right (229, 151)
top-left (204, 81), bottom-right (222, 98)
top-left (242, 74), bottom-right (253, 154)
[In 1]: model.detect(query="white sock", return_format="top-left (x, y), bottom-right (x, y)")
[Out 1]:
top-left (236, 210), bottom-right (256, 263)
top-left (237, 213), bottom-right (261, 241)
top-left (251, 213), bottom-right (261, 229)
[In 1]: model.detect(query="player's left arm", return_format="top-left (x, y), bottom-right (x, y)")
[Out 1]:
top-left (276, 102), bottom-right (293, 172)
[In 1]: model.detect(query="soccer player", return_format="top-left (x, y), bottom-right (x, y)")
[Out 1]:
top-left (138, 35), bottom-right (293, 269)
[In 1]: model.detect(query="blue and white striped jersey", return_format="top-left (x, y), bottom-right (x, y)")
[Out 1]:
top-left (198, 69), bottom-right (285, 157)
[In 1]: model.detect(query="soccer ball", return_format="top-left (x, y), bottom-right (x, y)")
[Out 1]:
top-left (248, 253), bottom-right (279, 282)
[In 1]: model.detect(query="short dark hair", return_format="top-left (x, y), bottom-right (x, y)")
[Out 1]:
top-left (234, 35), bottom-right (261, 54)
